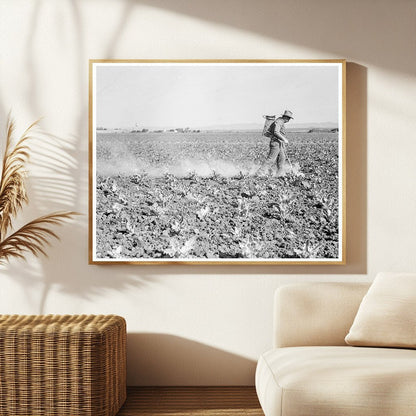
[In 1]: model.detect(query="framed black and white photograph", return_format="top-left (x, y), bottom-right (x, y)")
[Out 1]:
top-left (89, 60), bottom-right (346, 264)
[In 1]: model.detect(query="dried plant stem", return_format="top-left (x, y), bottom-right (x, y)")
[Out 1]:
top-left (0, 116), bottom-right (79, 264)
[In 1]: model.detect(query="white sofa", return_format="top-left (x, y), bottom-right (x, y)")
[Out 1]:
top-left (255, 282), bottom-right (416, 416)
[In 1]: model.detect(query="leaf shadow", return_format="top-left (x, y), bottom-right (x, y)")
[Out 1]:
top-left (0, 0), bottom-right (161, 314)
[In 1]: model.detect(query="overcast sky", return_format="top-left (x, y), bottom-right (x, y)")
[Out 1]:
top-left (94, 63), bottom-right (341, 129)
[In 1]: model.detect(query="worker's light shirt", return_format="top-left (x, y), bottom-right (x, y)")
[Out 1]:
top-left (271, 117), bottom-right (286, 141)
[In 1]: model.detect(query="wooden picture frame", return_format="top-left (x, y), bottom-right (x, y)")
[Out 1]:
top-left (89, 60), bottom-right (346, 265)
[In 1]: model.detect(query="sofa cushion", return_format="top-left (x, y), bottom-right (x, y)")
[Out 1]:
top-left (345, 272), bottom-right (416, 348)
top-left (256, 346), bottom-right (416, 416)
top-left (274, 283), bottom-right (370, 348)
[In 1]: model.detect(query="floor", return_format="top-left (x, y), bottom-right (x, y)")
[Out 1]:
top-left (117, 386), bottom-right (264, 416)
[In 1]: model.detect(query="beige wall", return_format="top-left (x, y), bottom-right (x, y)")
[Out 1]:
top-left (0, 0), bottom-right (415, 385)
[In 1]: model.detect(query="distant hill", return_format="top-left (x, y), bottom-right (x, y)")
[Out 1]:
top-left (308, 127), bottom-right (339, 133)
top-left (201, 121), bottom-right (338, 131)
top-left (290, 122), bottom-right (338, 130)
top-left (199, 123), bottom-right (263, 131)
top-left (98, 121), bottom-right (339, 133)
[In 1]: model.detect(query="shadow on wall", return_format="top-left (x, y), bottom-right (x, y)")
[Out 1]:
top-left (0, 1), bottom-right (155, 312)
top-left (136, 0), bottom-right (413, 76)
top-left (0, 124), bottom-right (155, 313)
top-left (127, 333), bottom-right (257, 386)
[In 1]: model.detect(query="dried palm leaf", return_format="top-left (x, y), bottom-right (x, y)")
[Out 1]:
top-left (0, 211), bottom-right (78, 265)
top-left (0, 117), bottom-right (39, 239)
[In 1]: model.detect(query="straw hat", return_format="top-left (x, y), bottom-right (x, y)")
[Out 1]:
top-left (282, 110), bottom-right (294, 119)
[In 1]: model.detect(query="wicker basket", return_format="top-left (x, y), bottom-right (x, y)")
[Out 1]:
top-left (0, 314), bottom-right (126, 416)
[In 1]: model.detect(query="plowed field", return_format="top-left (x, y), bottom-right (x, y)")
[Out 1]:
top-left (95, 131), bottom-right (340, 260)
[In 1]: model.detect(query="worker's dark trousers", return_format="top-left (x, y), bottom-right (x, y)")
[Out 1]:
top-left (257, 140), bottom-right (286, 176)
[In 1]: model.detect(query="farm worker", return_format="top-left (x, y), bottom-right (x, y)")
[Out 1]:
top-left (257, 110), bottom-right (294, 176)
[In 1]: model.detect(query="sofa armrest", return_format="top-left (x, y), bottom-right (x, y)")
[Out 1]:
top-left (274, 282), bottom-right (370, 348)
